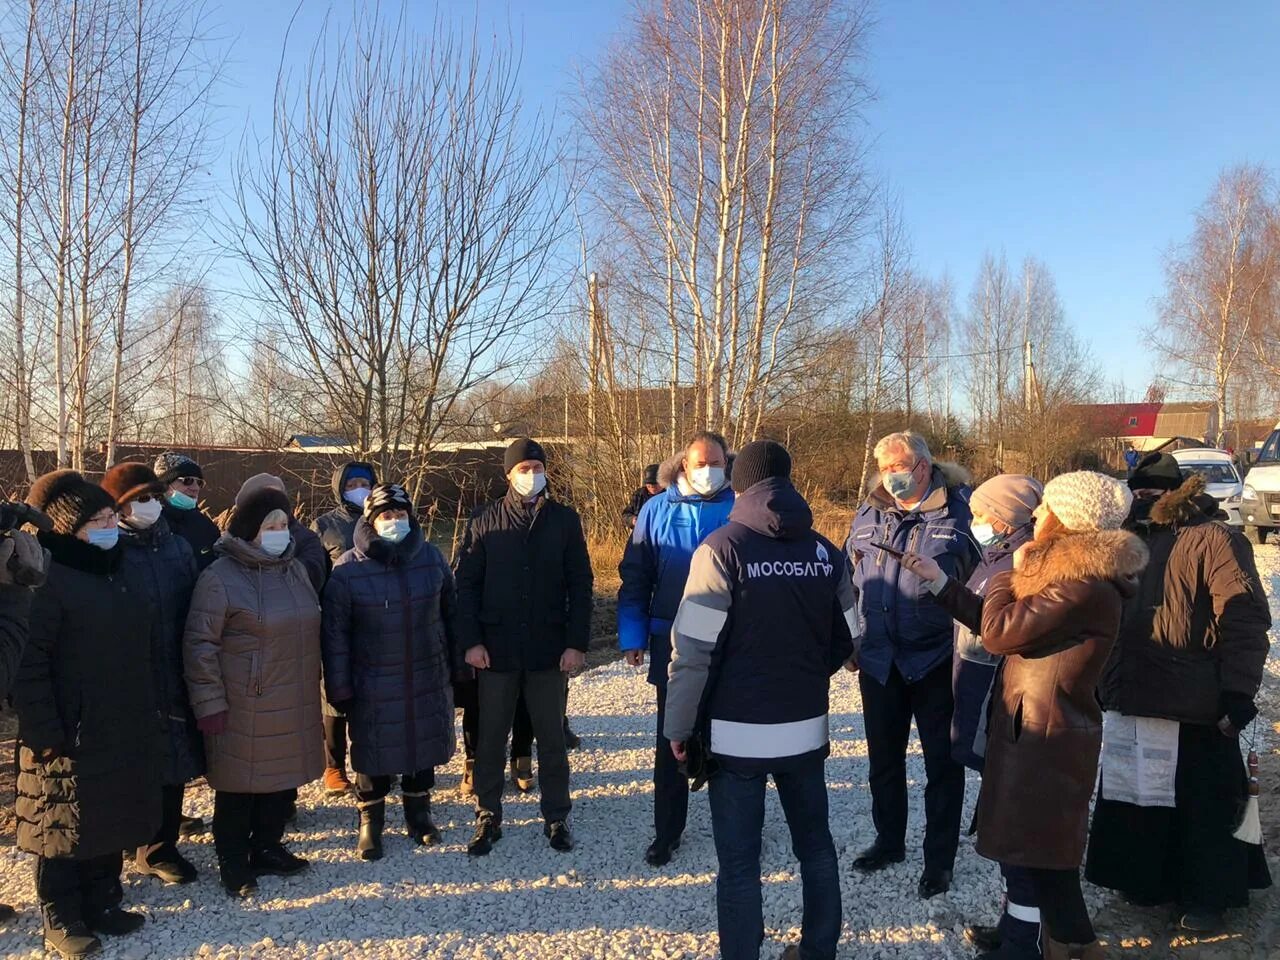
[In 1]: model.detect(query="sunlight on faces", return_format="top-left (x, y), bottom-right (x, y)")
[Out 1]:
top-left (376, 507), bottom-right (409, 522)
top-left (169, 475), bottom-right (204, 497)
top-left (344, 477), bottom-right (372, 492)
top-left (507, 459), bottom-right (546, 484)
top-left (256, 508), bottom-right (289, 544)
top-left (683, 439), bottom-right (727, 473)
top-left (76, 507), bottom-right (118, 541)
top-left (876, 443), bottom-right (928, 487)
top-left (118, 491), bottom-right (158, 519)
top-left (971, 508), bottom-right (1014, 536)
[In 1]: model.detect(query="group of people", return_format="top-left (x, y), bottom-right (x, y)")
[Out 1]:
top-left (0, 428), bottom-right (1271, 960)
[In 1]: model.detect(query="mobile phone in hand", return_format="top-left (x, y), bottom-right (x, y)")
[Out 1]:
top-left (870, 540), bottom-right (905, 559)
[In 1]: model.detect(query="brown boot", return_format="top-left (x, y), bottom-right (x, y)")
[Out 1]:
top-left (323, 767), bottom-right (352, 795)
top-left (460, 759), bottom-right (475, 797)
top-left (511, 756), bottom-right (534, 792)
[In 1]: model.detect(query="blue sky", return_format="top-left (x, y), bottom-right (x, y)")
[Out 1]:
top-left (209, 1), bottom-right (1280, 393)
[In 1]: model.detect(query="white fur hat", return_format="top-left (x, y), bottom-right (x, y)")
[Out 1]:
top-left (1042, 471), bottom-right (1133, 532)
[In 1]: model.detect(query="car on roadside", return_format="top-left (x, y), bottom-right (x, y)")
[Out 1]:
top-left (1171, 447), bottom-right (1244, 527)
top-left (1241, 423), bottom-right (1280, 544)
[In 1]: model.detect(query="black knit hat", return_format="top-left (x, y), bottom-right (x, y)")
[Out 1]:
top-left (504, 438), bottom-right (546, 473)
top-left (101, 462), bottom-right (165, 508)
top-left (228, 488), bottom-right (292, 542)
top-left (153, 451), bottom-right (203, 485)
top-left (1128, 451), bottom-right (1184, 492)
top-left (731, 440), bottom-right (792, 493)
top-left (26, 469), bottom-right (116, 535)
top-left (642, 463), bottom-right (660, 486)
top-left (363, 482), bottom-right (414, 522)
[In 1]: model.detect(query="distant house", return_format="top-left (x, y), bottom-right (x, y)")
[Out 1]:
top-left (1072, 401), bottom-right (1219, 457)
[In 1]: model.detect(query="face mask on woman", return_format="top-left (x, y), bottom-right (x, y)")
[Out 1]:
top-left (126, 498), bottom-right (163, 529)
top-left (970, 522), bottom-right (999, 547)
top-left (345, 487), bottom-right (371, 509)
top-left (86, 527), bottom-right (119, 551)
top-left (167, 490), bottom-right (198, 511)
top-left (374, 516), bottom-right (410, 543)
top-left (259, 530), bottom-right (291, 556)
top-left (688, 466), bottom-right (726, 496)
top-left (512, 471), bottom-right (547, 499)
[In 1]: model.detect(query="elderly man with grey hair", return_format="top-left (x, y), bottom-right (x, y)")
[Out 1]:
top-left (845, 430), bottom-right (979, 899)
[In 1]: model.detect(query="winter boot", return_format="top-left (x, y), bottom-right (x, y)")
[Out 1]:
top-left (217, 857), bottom-right (257, 899)
top-left (177, 814), bottom-right (206, 838)
top-left (460, 759), bottom-right (475, 797)
top-left (324, 767), bottom-right (352, 795)
top-left (249, 844), bottom-right (308, 877)
top-left (356, 800), bottom-right (385, 861)
top-left (403, 792), bottom-right (441, 845)
top-left (42, 903), bottom-right (101, 959)
top-left (0, 903), bottom-right (15, 923)
top-left (563, 719), bottom-right (581, 750)
top-left (1043, 938), bottom-right (1106, 960)
top-left (135, 843), bottom-right (197, 885)
top-left (467, 817), bottom-right (502, 857)
top-left (511, 756), bottom-right (534, 792)
top-left (85, 907), bottom-right (146, 936)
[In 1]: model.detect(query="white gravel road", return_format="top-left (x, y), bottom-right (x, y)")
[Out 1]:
top-left (2, 547), bottom-right (1277, 960)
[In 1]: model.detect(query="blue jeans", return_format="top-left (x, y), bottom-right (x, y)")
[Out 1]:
top-left (708, 757), bottom-right (841, 960)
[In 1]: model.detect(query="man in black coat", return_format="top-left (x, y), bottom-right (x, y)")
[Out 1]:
top-left (154, 452), bottom-right (221, 572)
top-left (455, 438), bottom-right (593, 856)
top-left (621, 463), bottom-right (662, 528)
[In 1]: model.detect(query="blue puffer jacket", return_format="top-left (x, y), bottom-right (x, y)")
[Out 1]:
top-left (847, 463), bottom-right (979, 686)
top-left (617, 472), bottom-right (735, 686)
top-left (945, 522), bottom-right (1035, 771)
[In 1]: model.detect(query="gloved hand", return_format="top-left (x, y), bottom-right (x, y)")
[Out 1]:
top-left (1218, 692), bottom-right (1258, 736)
top-left (196, 711), bottom-right (230, 736)
top-left (0, 531), bottom-right (50, 588)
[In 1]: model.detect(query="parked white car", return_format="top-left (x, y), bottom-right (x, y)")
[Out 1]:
top-left (1171, 448), bottom-right (1244, 527)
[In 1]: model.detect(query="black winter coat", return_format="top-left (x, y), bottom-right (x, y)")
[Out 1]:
top-left (119, 518), bottom-right (204, 785)
top-left (162, 500), bottom-right (221, 571)
top-left (0, 581), bottom-right (33, 698)
top-left (312, 462), bottom-right (376, 563)
top-left (322, 520), bottom-right (461, 776)
top-left (12, 533), bottom-right (163, 859)
top-left (453, 490), bottom-right (594, 672)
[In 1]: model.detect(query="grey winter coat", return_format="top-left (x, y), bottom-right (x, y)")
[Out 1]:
top-left (321, 519), bottom-right (461, 776)
top-left (119, 517), bottom-right (205, 785)
top-left (312, 462), bottom-right (376, 563)
top-left (13, 533), bottom-right (164, 859)
top-left (183, 535), bottom-right (324, 794)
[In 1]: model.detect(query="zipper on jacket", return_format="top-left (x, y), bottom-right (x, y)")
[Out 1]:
top-left (398, 566), bottom-right (417, 770)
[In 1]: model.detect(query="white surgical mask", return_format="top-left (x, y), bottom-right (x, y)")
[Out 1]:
top-left (512, 471), bottom-right (547, 499)
top-left (259, 530), bottom-right (290, 556)
top-left (688, 466), bottom-right (725, 496)
top-left (374, 516), bottom-right (410, 543)
top-left (86, 527), bottom-right (119, 551)
top-left (125, 499), bottom-right (163, 529)
top-left (344, 487), bottom-right (371, 509)
top-left (971, 522), bottom-right (998, 547)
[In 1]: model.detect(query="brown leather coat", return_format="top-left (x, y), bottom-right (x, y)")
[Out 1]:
top-left (183, 535), bottom-right (324, 794)
top-left (976, 529), bottom-right (1148, 870)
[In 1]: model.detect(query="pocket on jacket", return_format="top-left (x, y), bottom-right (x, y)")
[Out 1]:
top-left (1009, 696), bottom-right (1024, 743)
top-left (248, 652), bottom-right (262, 696)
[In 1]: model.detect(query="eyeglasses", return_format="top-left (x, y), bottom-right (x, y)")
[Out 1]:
top-left (134, 494), bottom-right (155, 503)
top-left (176, 477), bottom-right (205, 488)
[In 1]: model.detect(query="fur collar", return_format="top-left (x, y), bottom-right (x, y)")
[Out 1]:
top-left (1011, 529), bottom-right (1148, 599)
top-left (1149, 475), bottom-right (1215, 527)
top-left (38, 530), bottom-right (123, 575)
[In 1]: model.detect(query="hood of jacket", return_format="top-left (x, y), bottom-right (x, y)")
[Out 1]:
top-left (331, 460), bottom-right (377, 513)
top-left (729, 477), bottom-right (813, 540)
top-left (1145, 474), bottom-right (1219, 527)
top-left (353, 515), bottom-right (424, 565)
top-left (1011, 529), bottom-right (1148, 600)
top-left (864, 461), bottom-right (971, 513)
top-left (214, 532), bottom-right (298, 569)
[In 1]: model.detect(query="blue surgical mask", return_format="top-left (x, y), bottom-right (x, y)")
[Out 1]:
top-left (883, 470), bottom-right (916, 501)
top-left (971, 522), bottom-right (999, 547)
top-left (344, 487), bottom-right (371, 509)
top-left (374, 516), bottom-right (410, 543)
top-left (259, 530), bottom-right (291, 556)
top-left (167, 491), bottom-right (198, 511)
top-left (86, 527), bottom-right (119, 551)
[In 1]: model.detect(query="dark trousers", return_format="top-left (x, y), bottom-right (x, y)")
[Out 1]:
top-left (474, 668), bottom-right (570, 825)
top-left (996, 862), bottom-right (1042, 955)
top-left (35, 852), bottom-right (123, 922)
top-left (138, 783), bottom-right (186, 863)
top-left (1029, 868), bottom-right (1094, 944)
top-left (355, 769), bottom-right (435, 804)
top-left (324, 714), bottom-right (348, 771)
top-left (859, 660), bottom-right (964, 870)
top-left (708, 757), bottom-right (841, 960)
top-left (213, 790), bottom-right (294, 864)
top-left (653, 682), bottom-right (689, 845)
top-left (456, 678), bottom-right (533, 761)
top-left (1086, 723), bottom-right (1273, 911)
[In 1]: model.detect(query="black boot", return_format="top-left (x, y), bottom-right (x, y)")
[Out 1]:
top-left (135, 843), bottom-right (197, 885)
top-left (403, 793), bottom-right (441, 846)
top-left (250, 844), bottom-right (308, 877)
top-left (0, 903), bottom-right (14, 923)
top-left (85, 906), bottom-right (146, 936)
top-left (467, 817), bottom-right (502, 857)
top-left (218, 857), bottom-right (257, 899)
top-left (357, 801), bottom-right (385, 861)
top-left (42, 903), bottom-right (101, 959)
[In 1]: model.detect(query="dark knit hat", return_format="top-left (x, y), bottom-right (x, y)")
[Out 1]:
top-left (363, 482), bottom-right (414, 521)
top-left (228, 488), bottom-right (292, 542)
top-left (504, 438), bottom-right (546, 473)
top-left (643, 463), bottom-right (660, 486)
top-left (101, 462), bottom-right (166, 508)
top-left (1128, 452), bottom-right (1184, 492)
top-left (731, 440), bottom-right (792, 493)
top-left (26, 470), bottom-right (116, 535)
top-left (153, 451), bottom-right (203, 485)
